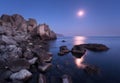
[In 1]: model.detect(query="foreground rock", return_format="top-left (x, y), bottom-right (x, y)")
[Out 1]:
top-left (10, 69), bottom-right (32, 80)
top-left (58, 46), bottom-right (70, 55)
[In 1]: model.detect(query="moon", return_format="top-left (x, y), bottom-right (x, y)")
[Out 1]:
top-left (77, 10), bottom-right (84, 17)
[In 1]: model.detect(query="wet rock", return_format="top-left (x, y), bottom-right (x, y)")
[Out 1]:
top-left (62, 74), bottom-right (72, 83)
top-left (8, 59), bottom-right (30, 72)
top-left (28, 57), bottom-right (38, 65)
top-left (38, 74), bottom-right (46, 83)
top-left (38, 63), bottom-right (52, 72)
top-left (10, 69), bottom-right (32, 80)
top-left (58, 46), bottom-right (70, 55)
top-left (71, 45), bottom-right (86, 57)
top-left (83, 43), bottom-right (109, 52)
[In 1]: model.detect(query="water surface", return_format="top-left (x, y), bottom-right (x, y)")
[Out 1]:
top-left (46, 36), bottom-right (120, 83)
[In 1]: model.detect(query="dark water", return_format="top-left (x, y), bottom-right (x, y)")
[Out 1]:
top-left (46, 36), bottom-right (120, 83)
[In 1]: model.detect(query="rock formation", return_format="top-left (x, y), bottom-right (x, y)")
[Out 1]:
top-left (0, 14), bottom-right (56, 83)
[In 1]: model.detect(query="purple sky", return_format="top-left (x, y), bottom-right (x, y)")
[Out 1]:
top-left (0, 0), bottom-right (120, 36)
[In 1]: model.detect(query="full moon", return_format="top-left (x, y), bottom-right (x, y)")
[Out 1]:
top-left (77, 10), bottom-right (84, 16)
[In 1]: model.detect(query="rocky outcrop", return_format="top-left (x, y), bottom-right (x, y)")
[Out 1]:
top-left (0, 14), bottom-right (56, 83)
top-left (0, 14), bottom-right (56, 40)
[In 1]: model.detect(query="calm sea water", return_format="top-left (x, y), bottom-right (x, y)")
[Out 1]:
top-left (46, 36), bottom-right (120, 83)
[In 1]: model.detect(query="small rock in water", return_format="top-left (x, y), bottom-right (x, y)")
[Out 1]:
top-left (58, 46), bottom-right (70, 55)
top-left (10, 69), bottom-right (32, 80)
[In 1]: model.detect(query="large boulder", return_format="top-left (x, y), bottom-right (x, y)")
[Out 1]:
top-left (10, 69), bottom-right (32, 80)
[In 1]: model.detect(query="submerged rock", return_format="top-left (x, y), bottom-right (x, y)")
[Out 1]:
top-left (10, 69), bottom-right (32, 80)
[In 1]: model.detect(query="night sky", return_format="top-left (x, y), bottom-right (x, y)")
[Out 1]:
top-left (0, 0), bottom-right (120, 36)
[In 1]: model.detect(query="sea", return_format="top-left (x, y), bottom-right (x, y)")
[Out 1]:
top-left (46, 36), bottom-right (120, 83)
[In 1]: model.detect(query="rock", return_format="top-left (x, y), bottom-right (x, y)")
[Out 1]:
top-left (28, 57), bottom-right (38, 65)
top-left (23, 49), bottom-right (34, 59)
top-left (0, 45), bottom-right (22, 61)
top-left (1, 35), bottom-right (17, 45)
top-left (12, 14), bottom-right (25, 27)
top-left (0, 69), bottom-right (12, 80)
top-left (83, 43), bottom-right (109, 52)
top-left (8, 59), bottom-right (30, 72)
top-left (62, 74), bottom-right (72, 83)
top-left (36, 24), bottom-right (56, 40)
top-left (58, 46), bottom-right (70, 55)
top-left (38, 63), bottom-right (52, 72)
top-left (38, 74), bottom-right (46, 83)
top-left (49, 31), bottom-right (57, 40)
top-left (42, 52), bottom-right (52, 63)
top-left (27, 18), bottom-right (37, 32)
top-left (71, 45), bottom-right (86, 58)
top-left (61, 40), bottom-right (66, 42)
top-left (10, 69), bottom-right (32, 80)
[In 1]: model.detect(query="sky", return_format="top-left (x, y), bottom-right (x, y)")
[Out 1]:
top-left (0, 0), bottom-right (120, 36)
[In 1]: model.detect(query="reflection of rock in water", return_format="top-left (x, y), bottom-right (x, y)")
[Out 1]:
top-left (73, 52), bottom-right (100, 75)
top-left (84, 65), bottom-right (100, 75)
top-left (74, 56), bottom-right (86, 69)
